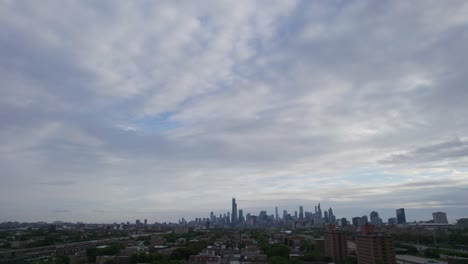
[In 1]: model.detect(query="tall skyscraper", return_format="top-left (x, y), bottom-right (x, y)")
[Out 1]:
top-left (275, 207), bottom-right (279, 221)
top-left (433, 212), bottom-right (448, 224)
top-left (238, 209), bottom-right (244, 224)
top-left (324, 211), bottom-right (329, 223)
top-left (299, 206), bottom-right (304, 220)
top-left (356, 224), bottom-right (396, 264)
top-left (396, 208), bottom-right (406, 224)
top-left (324, 225), bottom-right (348, 262)
top-left (362, 215), bottom-right (368, 224)
top-left (231, 198), bottom-right (237, 226)
top-left (340, 217), bottom-right (348, 227)
top-left (370, 211), bottom-right (382, 227)
top-left (315, 203), bottom-right (322, 217)
top-left (352, 217), bottom-right (360, 227)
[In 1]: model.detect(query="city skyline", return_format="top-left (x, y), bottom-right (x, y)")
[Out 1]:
top-left (1, 198), bottom-right (459, 226)
top-left (1, 1), bottom-right (468, 223)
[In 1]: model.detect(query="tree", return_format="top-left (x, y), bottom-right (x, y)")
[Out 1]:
top-left (299, 240), bottom-right (314, 253)
top-left (344, 256), bottom-right (358, 264)
top-left (169, 247), bottom-right (196, 260)
top-left (268, 256), bottom-right (289, 264)
top-left (265, 244), bottom-right (290, 259)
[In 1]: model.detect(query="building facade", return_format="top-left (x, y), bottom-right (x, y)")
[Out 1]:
top-left (433, 212), bottom-right (448, 224)
top-left (356, 224), bottom-right (396, 264)
top-left (324, 225), bottom-right (348, 262)
top-left (396, 208), bottom-right (406, 224)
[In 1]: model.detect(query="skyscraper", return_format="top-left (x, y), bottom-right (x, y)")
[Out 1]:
top-left (238, 209), bottom-right (244, 224)
top-left (275, 207), bottom-right (279, 221)
top-left (433, 212), bottom-right (448, 224)
top-left (299, 206), bottom-right (304, 220)
top-left (396, 208), bottom-right (406, 224)
top-left (231, 198), bottom-right (237, 226)
top-left (370, 211), bottom-right (382, 227)
top-left (362, 215), bottom-right (368, 224)
top-left (324, 211), bottom-right (329, 224)
top-left (316, 203), bottom-right (322, 217)
top-left (328, 207), bottom-right (336, 225)
top-left (352, 217), bottom-right (361, 227)
top-left (340, 217), bottom-right (348, 227)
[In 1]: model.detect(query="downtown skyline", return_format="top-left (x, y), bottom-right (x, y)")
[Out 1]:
top-left (1, 1), bottom-right (468, 223)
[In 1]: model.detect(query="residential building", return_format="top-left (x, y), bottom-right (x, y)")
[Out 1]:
top-left (324, 225), bottom-right (348, 262)
top-left (356, 224), bottom-right (396, 264)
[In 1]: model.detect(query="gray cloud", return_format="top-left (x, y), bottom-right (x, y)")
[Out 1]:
top-left (1, 0), bottom-right (468, 222)
top-left (40, 180), bottom-right (76, 187)
top-left (382, 138), bottom-right (468, 165)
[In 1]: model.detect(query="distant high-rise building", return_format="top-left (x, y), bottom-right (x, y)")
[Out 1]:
top-left (246, 213), bottom-right (252, 224)
top-left (352, 217), bottom-right (360, 227)
top-left (329, 214), bottom-right (336, 225)
top-left (259, 211), bottom-right (268, 222)
top-left (299, 206), bottom-right (304, 220)
top-left (144, 219), bottom-right (147, 225)
top-left (396, 208), bottom-right (406, 224)
top-left (388, 218), bottom-right (397, 225)
top-left (238, 209), bottom-right (244, 224)
top-left (136, 219), bottom-right (141, 225)
top-left (294, 210), bottom-right (298, 218)
top-left (315, 203), bottom-right (322, 217)
top-left (362, 215), bottom-right (368, 224)
top-left (275, 207), bottom-right (279, 221)
top-left (324, 211), bottom-right (329, 224)
top-left (231, 198), bottom-right (237, 226)
top-left (339, 217), bottom-right (347, 227)
top-left (328, 207), bottom-right (335, 224)
top-left (433, 212), bottom-right (448, 224)
top-left (370, 211), bottom-right (382, 227)
top-left (210, 212), bottom-right (215, 223)
top-left (356, 224), bottom-right (396, 264)
top-left (324, 225), bottom-right (348, 262)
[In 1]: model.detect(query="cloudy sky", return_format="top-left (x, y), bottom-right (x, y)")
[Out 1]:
top-left (1, 0), bottom-right (468, 224)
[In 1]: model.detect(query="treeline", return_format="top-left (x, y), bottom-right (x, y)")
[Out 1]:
top-left (392, 229), bottom-right (468, 246)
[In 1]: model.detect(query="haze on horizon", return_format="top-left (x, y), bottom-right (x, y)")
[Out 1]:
top-left (1, 0), bottom-right (468, 224)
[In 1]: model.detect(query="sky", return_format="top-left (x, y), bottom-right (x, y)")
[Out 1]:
top-left (1, 0), bottom-right (468, 224)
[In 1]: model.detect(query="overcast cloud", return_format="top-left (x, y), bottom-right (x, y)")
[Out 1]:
top-left (1, 0), bottom-right (468, 223)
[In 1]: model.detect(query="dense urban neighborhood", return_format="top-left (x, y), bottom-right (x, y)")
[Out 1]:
top-left (1, 201), bottom-right (467, 264)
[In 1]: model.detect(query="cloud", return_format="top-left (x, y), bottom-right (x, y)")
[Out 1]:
top-left (1, 0), bottom-right (468, 223)
top-left (381, 137), bottom-right (468, 165)
top-left (40, 180), bottom-right (76, 187)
